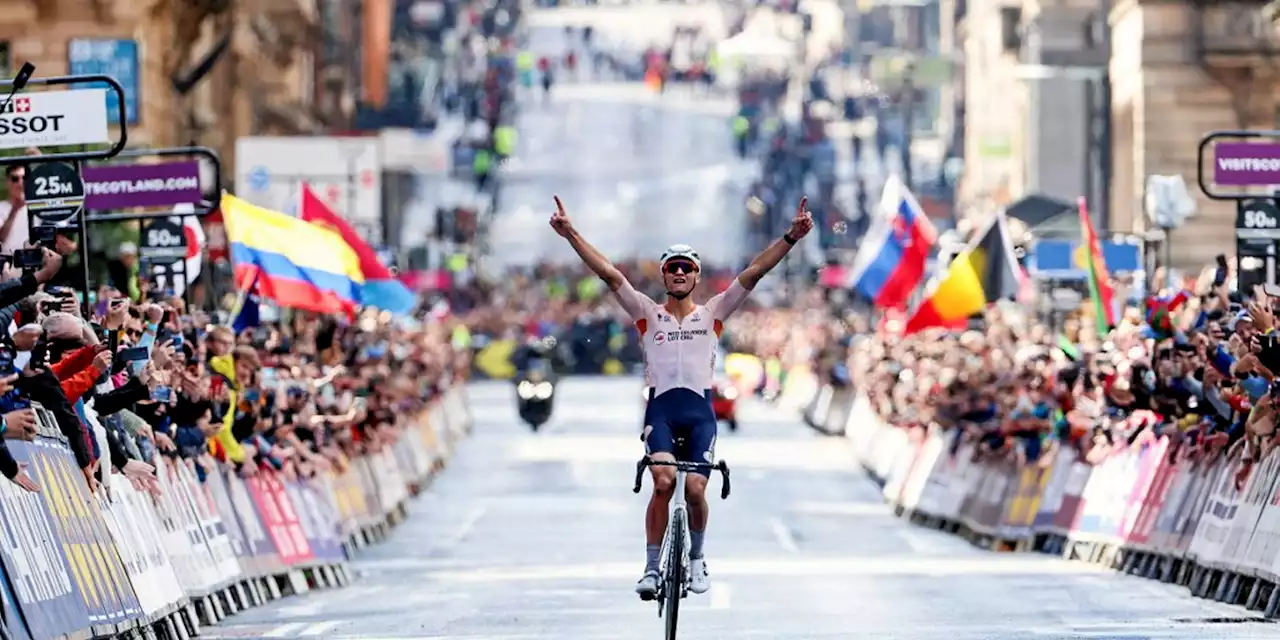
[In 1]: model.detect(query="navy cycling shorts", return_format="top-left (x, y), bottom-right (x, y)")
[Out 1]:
top-left (643, 388), bottom-right (718, 477)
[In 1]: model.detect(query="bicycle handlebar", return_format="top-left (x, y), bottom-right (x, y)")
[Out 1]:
top-left (632, 458), bottom-right (731, 499)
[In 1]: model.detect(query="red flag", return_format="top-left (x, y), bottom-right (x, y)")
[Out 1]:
top-left (298, 184), bottom-right (394, 280)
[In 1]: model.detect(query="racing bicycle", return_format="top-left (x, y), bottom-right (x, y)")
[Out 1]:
top-left (632, 454), bottom-right (731, 640)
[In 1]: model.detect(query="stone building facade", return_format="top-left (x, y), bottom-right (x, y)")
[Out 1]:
top-left (1109, 0), bottom-right (1278, 269)
top-left (0, 0), bottom-right (343, 182)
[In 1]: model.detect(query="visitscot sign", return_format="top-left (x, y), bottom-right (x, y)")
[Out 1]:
top-left (1213, 141), bottom-right (1280, 186)
top-left (0, 88), bottom-right (111, 150)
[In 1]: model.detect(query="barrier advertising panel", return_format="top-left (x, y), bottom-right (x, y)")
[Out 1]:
top-left (0, 386), bottom-right (471, 640)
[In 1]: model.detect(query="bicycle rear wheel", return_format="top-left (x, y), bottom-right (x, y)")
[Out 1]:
top-left (664, 510), bottom-right (686, 640)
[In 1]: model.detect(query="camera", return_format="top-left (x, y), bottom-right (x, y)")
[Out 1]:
top-left (12, 247), bottom-right (42, 270)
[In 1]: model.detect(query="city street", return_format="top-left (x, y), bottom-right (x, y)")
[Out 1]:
top-left (490, 79), bottom-right (756, 267)
top-left (202, 379), bottom-right (1278, 640)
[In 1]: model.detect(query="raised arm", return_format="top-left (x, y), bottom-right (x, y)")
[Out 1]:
top-left (737, 197), bottom-right (814, 290)
top-left (550, 195), bottom-right (628, 291)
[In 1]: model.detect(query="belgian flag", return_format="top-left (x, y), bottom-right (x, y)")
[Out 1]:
top-left (904, 213), bottom-right (1021, 334)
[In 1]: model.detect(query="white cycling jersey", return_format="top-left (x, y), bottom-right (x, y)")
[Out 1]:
top-left (613, 278), bottom-right (751, 397)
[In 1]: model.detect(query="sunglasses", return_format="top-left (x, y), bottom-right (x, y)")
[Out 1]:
top-left (663, 260), bottom-right (698, 275)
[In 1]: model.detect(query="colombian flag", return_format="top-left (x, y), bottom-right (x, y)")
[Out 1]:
top-left (903, 213), bottom-right (1021, 335)
top-left (221, 193), bottom-right (364, 315)
top-left (1078, 197), bottom-right (1116, 336)
top-left (299, 184), bottom-right (417, 316)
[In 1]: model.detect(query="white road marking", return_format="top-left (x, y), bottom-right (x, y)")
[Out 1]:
top-left (298, 620), bottom-right (343, 636)
top-left (769, 518), bottom-right (799, 554)
top-left (263, 622), bottom-right (306, 637)
top-left (419, 556), bottom-right (1109, 584)
top-left (443, 506), bottom-right (487, 548)
top-left (709, 582), bottom-right (732, 609)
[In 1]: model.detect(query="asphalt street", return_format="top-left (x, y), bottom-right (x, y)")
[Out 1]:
top-left (486, 17), bottom-right (757, 269)
top-left (204, 378), bottom-right (1279, 640)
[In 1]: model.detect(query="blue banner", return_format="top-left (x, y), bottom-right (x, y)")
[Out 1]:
top-left (68, 39), bottom-right (140, 126)
top-left (1030, 239), bottom-right (1142, 279)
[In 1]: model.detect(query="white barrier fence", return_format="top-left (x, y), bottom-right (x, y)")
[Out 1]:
top-left (806, 385), bottom-right (1280, 619)
top-left (0, 386), bottom-right (472, 640)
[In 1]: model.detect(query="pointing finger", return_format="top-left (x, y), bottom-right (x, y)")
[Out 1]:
top-left (797, 197), bottom-right (808, 215)
top-left (553, 195), bottom-right (565, 215)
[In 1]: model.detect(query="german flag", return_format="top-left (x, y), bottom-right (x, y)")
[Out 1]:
top-left (904, 213), bottom-right (1021, 334)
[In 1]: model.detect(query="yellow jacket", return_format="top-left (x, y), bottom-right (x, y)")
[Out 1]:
top-left (208, 353), bottom-right (247, 463)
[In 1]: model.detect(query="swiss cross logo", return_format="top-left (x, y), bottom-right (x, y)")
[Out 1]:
top-left (15, 98), bottom-right (29, 113)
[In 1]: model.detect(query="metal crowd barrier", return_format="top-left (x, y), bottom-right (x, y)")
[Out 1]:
top-left (0, 386), bottom-right (473, 640)
top-left (804, 383), bottom-right (1280, 619)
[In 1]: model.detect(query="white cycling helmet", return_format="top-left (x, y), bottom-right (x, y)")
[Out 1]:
top-left (659, 244), bottom-right (701, 270)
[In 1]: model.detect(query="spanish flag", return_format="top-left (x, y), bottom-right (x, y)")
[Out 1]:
top-left (221, 193), bottom-right (365, 315)
top-left (903, 213), bottom-right (1021, 335)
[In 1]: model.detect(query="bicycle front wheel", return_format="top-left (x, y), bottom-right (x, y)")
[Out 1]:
top-left (664, 510), bottom-right (686, 640)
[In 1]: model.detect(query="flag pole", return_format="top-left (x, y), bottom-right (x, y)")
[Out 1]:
top-left (224, 268), bottom-right (258, 328)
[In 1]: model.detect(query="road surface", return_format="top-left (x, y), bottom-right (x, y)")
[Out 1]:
top-left (490, 77), bottom-right (755, 267)
top-left (204, 378), bottom-right (1277, 639)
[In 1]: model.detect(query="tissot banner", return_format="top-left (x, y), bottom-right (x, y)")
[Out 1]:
top-left (82, 161), bottom-right (202, 211)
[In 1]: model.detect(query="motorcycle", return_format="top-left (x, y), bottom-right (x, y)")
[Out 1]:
top-left (516, 358), bottom-right (556, 431)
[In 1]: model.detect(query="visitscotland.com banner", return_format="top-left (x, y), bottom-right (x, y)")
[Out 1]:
top-left (81, 161), bottom-right (202, 211)
top-left (1213, 141), bottom-right (1280, 186)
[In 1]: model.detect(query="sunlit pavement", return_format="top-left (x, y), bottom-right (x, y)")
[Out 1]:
top-left (203, 378), bottom-right (1278, 639)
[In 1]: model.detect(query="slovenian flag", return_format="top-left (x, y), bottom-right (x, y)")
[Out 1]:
top-left (845, 175), bottom-right (937, 310)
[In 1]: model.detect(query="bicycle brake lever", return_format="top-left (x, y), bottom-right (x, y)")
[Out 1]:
top-left (718, 461), bottom-right (731, 499)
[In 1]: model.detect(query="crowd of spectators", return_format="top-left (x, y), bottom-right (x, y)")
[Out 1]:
top-left (0, 246), bottom-right (467, 498)
top-left (844, 269), bottom-right (1280, 490)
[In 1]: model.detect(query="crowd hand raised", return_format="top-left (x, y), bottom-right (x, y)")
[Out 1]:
top-left (93, 350), bottom-right (112, 373)
top-left (33, 247), bottom-right (61, 284)
top-left (10, 462), bottom-right (38, 493)
top-left (152, 343), bottom-right (176, 369)
top-left (3, 408), bottom-right (37, 441)
top-left (105, 298), bottom-right (129, 330)
top-left (143, 303), bottom-right (164, 324)
top-left (788, 196), bottom-right (815, 239)
top-left (549, 195), bottom-right (574, 238)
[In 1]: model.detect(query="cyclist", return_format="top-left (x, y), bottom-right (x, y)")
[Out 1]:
top-left (549, 194), bottom-right (813, 599)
